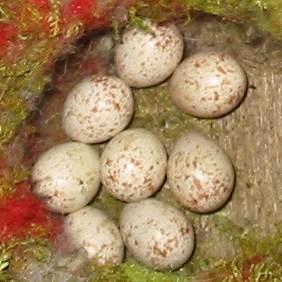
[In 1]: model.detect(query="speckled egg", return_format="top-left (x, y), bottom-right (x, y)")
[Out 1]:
top-left (169, 51), bottom-right (247, 118)
top-left (115, 20), bottom-right (184, 88)
top-left (32, 142), bottom-right (100, 214)
top-left (62, 75), bottom-right (134, 144)
top-left (120, 199), bottom-right (194, 270)
top-left (64, 206), bottom-right (124, 266)
top-left (101, 128), bottom-right (167, 202)
top-left (167, 131), bottom-right (235, 213)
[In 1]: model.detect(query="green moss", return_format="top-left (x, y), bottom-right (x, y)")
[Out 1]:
top-left (0, 4), bottom-right (13, 21)
top-left (133, 0), bottom-right (282, 42)
top-left (122, 261), bottom-right (194, 282)
top-left (0, 163), bottom-right (31, 198)
top-left (182, 0), bottom-right (259, 16)
top-left (127, 7), bottom-right (154, 32)
top-left (0, 38), bottom-right (55, 144)
top-left (239, 224), bottom-right (282, 262)
top-left (187, 0), bottom-right (282, 44)
top-left (0, 248), bottom-right (11, 281)
top-left (132, 83), bottom-right (225, 150)
top-left (92, 260), bottom-right (195, 282)
top-left (92, 188), bottom-right (124, 222)
top-left (0, 238), bottom-right (51, 281)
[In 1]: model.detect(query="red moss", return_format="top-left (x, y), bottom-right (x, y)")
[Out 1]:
top-left (62, 0), bottom-right (114, 30)
top-left (30, 0), bottom-right (51, 14)
top-left (62, 0), bottom-right (96, 27)
top-left (29, 0), bottom-right (52, 33)
top-left (0, 23), bottom-right (18, 58)
top-left (65, 0), bottom-right (96, 19)
top-left (0, 23), bottom-right (17, 45)
top-left (23, 2), bottom-right (52, 34)
top-left (0, 181), bottom-right (63, 243)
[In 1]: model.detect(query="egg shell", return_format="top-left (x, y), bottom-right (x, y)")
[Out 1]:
top-left (64, 206), bottom-right (124, 266)
top-left (115, 20), bottom-right (184, 88)
top-left (62, 75), bottom-right (134, 144)
top-left (101, 128), bottom-right (167, 202)
top-left (167, 131), bottom-right (235, 213)
top-left (169, 51), bottom-right (247, 118)
top-left (32, 142), bottom-right (100, 214)
top-left (120, 199), bottom-right (194, 270)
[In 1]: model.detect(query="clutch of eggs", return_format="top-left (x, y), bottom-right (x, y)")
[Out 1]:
top-left (101, 128), bottom-right (167, 202)
top-left (167, 131), bottom-right (235, 213)
top-left (120, 199), bottom-right (195, 270)
top-left (115, 20), bottom-right (184, 88)
top-left (62, 75), bottom-right (134, 144)
top-left (169, 51), bottom-right (247, 118)
top-left (29, 18), bottom-right (248, 274)
top-left (32, 142), bottom-right (100, 214)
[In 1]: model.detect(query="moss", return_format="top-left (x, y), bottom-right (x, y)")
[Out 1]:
top-left (0, 248), bottom-right (11, 281)
top-left (239, 224), bottom-right (282, 262)
top-left (127, 7), bottom-right (155, 32)
top-left (0, 53), bottom-right (52, 144)
top-left (0, 238), bottom-right (51, 281)
top-left (0, 166), bottom-right (31, 198)
top-left (133, 0), bottom-right (282, 43)
top-left (132, 83), bottom-right (225, 150)
top-left (92, 260), bottom-right (195, 282)
top-left (121, 261), bottom-right (194, 282)
top-left (92, 188), bottom-right (124, 222)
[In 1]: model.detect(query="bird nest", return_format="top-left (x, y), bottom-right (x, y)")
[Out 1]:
top-left (0, 1), bottom-right (282, 281)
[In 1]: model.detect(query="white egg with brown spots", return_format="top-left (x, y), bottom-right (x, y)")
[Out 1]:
top-left (120, 199), bottom-right (194, 270)
top-left (169, 51), bottom-right (247, 118)
top-left (64, 206), bottom-right (124, 266)
top-left (115, 20), bottom-right (184, 88)
top-left (101, 128), bottom-right (167, 202)
top-left (32, 142), bottom-right (100, 214)
top-left (167, 131), bottom-right (235, 213)
top-left (62, 75), bottom-right (134, 144)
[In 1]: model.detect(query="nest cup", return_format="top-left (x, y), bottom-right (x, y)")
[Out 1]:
top-left (0, 2), bottom-right (282, 281)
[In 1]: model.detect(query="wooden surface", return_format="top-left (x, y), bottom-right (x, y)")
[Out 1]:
top-left (177, 19), bottom-right (282, 260)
